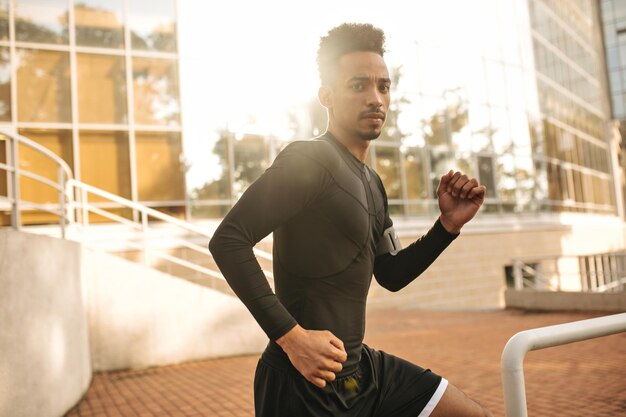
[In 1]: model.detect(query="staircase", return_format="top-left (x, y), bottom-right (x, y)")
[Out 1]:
top-left (0, 130), bottom-right (271, 294)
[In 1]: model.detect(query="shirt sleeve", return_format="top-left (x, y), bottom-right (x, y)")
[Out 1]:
top-left (208, 142), bottom-right (332, 341)
top-left (373, 218), bottom-right (458, 292)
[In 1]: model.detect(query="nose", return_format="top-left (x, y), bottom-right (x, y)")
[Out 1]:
top-left (366, 86), bottom-right (384, 110)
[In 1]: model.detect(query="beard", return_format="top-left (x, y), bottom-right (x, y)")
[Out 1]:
top-left (358, 130), bottom-right (382, 141)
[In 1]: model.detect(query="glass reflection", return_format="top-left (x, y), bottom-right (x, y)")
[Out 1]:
top-left (15, 0), bottom-right (68, 44)
top-left (497, 153), bottom-right (516, 209)
top-left (79, 130), bottom-right (132, 222)
top-left (374, 145), bottom-right (402, 200)
top-left (75, 0), bottom-right (125, 49)
top-left (0, 135), bottom-right (7, 223)
top-left (17, 49), bottom-right (71, 123)
top-left (491, 108), bottom-right (512, 153)
top-left (135, 131), bottom-right (184, 202)
top-left (404, 148), bottom-right (428, 202)
top-left (17, 129), bottom-right (73, 224)
top-left (129, 0), bottom-right (176, 52)
top-left (477, 155), bottom-right (496, 199)
top-left (0, 0), bottom-right (8, 40)
top-left (188, 130), bottom-right (231, 202)
top-left (132, 57), bottom-right (180, 126)
top-left (77, 54), bottom-right (127, 124)
top-left (232, 133), bottom-right (269, 199)
top-left (0, 47), bottom-right (10, 122)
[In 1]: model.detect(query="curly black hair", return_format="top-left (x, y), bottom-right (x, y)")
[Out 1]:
top-left (317, 23), bottom-right (386, 86)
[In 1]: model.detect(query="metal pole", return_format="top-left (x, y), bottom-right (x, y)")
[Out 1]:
top-left (513, 260), bottom-right (523, 290)
top-left (501, 313), bottom-right (626, 417)
top-left (58, 166), bottom-right (66, 239)
top-left (10, 136), bottom-right (21, 230)
top-left (142, 210), bottom-right (149, 266)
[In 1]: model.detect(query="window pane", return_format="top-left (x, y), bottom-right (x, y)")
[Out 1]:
top-left (0, 47), bottom-right (10, 122)
top-left (188, 131), bottom-right (231, 203)
top-left (477, 155), bottom-right (497, 198)
top-left (132, 57), bottom-right (180, 126)
top-left (17, 49), bottom-right (71, 123)
top-left (374, 146), bottom-right (402, 200)
top-left (0, 135), bottom-right (7, 209)
top-left (79, 130), bottom-right (130, 199)
top-left (17, 129), bottom-right (73, 224)
top-left (404, 148), bottom-right (428, 200)
top-left (129, 0), bottom-right (177, 52)
top-left (77, 53), bottom-right (127, 124)
top-left (0, 0), bottom-right (8, 40)
top-left (232, 133), bottom-right (269, 198)
top-left (15, 0), bottom-right (68, 44)
top-left (75, 0), bottom-right (124, 49)
top-left (135, 131), bottom-right (185, 202)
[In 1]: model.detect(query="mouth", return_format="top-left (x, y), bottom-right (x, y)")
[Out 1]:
top-left (360, 112), bottom-right (386, 122)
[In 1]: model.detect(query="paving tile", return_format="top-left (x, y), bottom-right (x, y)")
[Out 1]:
top-left (64, 309), bottom-right (626, 417)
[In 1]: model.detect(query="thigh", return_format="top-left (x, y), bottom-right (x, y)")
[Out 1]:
top-left (369, 347), bottom-right (443, 417)
top-left (254, 359), bottom-right (293, 417)
top-left (429, 382), bottom-right (492, 417)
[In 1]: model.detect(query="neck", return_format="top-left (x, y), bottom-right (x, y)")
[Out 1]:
top-left (326, 126), bottom-right (371, 163)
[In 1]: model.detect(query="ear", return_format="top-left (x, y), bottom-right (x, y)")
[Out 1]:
top-left (318, 85), bottom-right (333, 109)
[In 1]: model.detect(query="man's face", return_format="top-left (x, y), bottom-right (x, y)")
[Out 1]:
top-left (325, 51), bottom-right (391, 141)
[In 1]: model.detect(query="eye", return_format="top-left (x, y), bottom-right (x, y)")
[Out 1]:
top-left (350, 83), bottom-right (365, 92)
top-left (379, 83), bottom-right (391, 93)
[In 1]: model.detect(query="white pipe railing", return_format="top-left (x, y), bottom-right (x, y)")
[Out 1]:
top-left (1, 130), bottom-right (73, 237)
top-left (501, 312), bottom-right (626, 417)
top-left (1, 130), bottom-right (273, 292)
top-left (512, 252), bottom-right (626, 293)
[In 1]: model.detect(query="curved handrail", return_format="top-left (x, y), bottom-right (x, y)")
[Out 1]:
top-left (67, 179), bottom-right (273, 262)
top-left (0, 130), bottom-right (74, 237)
top-left (0, 130), bottom-right (73, 180)
top-left (501, 312), bottom-right (626, 417)
top-left (1, 129), bottom-right (274, 292)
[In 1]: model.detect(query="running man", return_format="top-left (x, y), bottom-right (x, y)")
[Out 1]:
top-left (209, 23), bottom-right (492, 417)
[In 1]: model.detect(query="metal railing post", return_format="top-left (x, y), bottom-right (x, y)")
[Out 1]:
top-left (141, 210), bottom-right (149, 267)
top-left (58, 166), bottom-right (66, 239)
top-left (82, 187), bottom-right (89, 226)
top-left (9, 136), bottom-right (21, 229)
top-left (501, 313), bottom-right (626, 417)
top-left (65, 179), bottom-right (75, 225)
top-left (513, 260), bottom-right (523, 290)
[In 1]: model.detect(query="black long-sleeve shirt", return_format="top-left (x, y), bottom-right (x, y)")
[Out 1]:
top-left (209, 133), bottom-right (457, 375)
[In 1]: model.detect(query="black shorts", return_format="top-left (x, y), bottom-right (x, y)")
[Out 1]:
top-left (254, 344), bottom-right (448, 417)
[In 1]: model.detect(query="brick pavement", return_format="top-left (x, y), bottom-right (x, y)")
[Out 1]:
top-left (65, 309), bottom-right (626, 417)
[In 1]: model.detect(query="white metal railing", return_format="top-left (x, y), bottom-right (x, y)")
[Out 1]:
top-left (501, 312), bottom-right (626, 417)
top-left (511, 252), bottom-right (626, 293)
top-left (0, 130), bottom-right (273, 290)
top-left (67, 179), bottom-right (274, 288)
top-left (0, 130), bottom-right (73, 238)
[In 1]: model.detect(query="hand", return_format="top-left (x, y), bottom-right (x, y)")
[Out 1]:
top-left (276, 325), bottom-right (347, 388)
top-left (437, 170), bottom-right (486, 234)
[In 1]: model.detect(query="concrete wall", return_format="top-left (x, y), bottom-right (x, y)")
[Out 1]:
top-left (505, 289), bottom-right (626, 312)
top-left (0, 229), bottom-right (268, 417)
top-left (0, 230), bottom-right (91, 417)
top-left (81, 248), bottom-right (267, 372)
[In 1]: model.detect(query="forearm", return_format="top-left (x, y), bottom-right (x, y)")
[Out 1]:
top-left (373, 218), bottom-right (458, 292)
top-left (209, 228), bottom-right (297, 341)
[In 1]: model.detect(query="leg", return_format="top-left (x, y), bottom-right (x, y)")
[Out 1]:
top-left (430, 382), bottom-right (493, 417)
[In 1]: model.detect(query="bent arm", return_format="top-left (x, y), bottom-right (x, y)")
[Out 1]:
top-left (373, 218), bottom-right (458, 292)
top-left (209, 144), bottom-right (331, 341)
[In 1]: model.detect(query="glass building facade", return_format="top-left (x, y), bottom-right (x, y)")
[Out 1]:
top-left (530, 0), bottom-right (614, 214)
top-left (1, 0), bottom-right (619, 225)
top-left (0, 0), bottom-right (182, 225)
top-left (600, 0), bottom-right (626, 211)
top-left (182, 0), bottom-right (617, 220)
